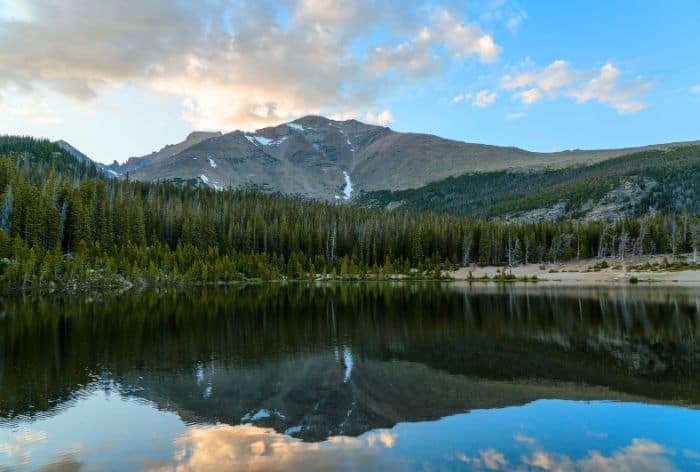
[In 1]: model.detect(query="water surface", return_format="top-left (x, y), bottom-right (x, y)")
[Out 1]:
top-left (1, 284), bottom-right (699, 470)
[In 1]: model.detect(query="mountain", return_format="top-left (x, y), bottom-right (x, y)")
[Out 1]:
top-left (55, 139), bottom-right (94, 165)
top-left (55, 139), bottom-right (119, 177)
top-left (109, 130), bottom-right (222, 175)
top-left (106, 115), bottom-right (700, 202)
top-left (358, 145), bottom-right (700, 220)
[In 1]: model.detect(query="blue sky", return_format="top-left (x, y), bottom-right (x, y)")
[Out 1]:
top-left (1, 0), bottom-right (699, 163)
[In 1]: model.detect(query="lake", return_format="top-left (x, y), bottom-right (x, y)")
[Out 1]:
top-left (1, 283), bottom-right (699, 471)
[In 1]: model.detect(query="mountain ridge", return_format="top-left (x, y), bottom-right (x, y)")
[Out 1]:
top-left (86, 115), bottom-right (700, 202)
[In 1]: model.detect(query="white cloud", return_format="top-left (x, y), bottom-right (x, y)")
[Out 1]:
top-left (480, 448), bottom-right (508, 470)
top-left (365, 109), bottom-right (394, 125)
top-left (452, 448), bottom-right (509, 470)
top-left (451, 89), bottom-right (496, 107)
top-left (0, 0), bottom-right (501, 131)
top-left (506, 10), bottom-right (527, 34)
top-left (690, 85), bottom-right (700, 94)
top-left (0, 428), bottom-right (48, 466)
top-left (473, 89), bottom-right (498, 107)
top-left (0, 92), bottom-right (62, 124)
top-left (501, 60), bottom-right (586, 94)
top-left (156, 424), bottom-right (402, 471)
top-left (449, 437), bottom-right (679, 472)
top-left (514, 432), bottom-right (536, 444)
top-left (505, 111), bottom-right (525, 120)
top-left (501, 60), bottom-right (651, 114)
top-left (481, 0), bottom-right (528, 35)
top-left (451, 92), bottom-right (472, 104)
top-left (366, 28), bottom-right (440, 78)
top-left (567, 63), bottom-right (650, 114)
top-left (516, 88), bottom-right (542, 104)
top-left (436, 9), bottom-right (500, 63)
top-left (577, 439), bottom-right (674, 472)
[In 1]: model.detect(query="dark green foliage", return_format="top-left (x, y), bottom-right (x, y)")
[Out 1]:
top-left (358, 145), bottom-right (700, 218)
top-left (0, 136), bottom-right (698, 291)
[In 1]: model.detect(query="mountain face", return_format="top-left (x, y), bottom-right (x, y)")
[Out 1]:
top-left (106, 115), bottom-right (699, 202)
top-left (56, 140), bottom-right (93, 165)
top-left (358, 145), bottom-right (700, 220)
top-left (109, 131), bottom-right (222, 176)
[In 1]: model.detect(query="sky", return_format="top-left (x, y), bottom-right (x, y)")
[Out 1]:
top-left (0, 0), bottom-right (699, 164)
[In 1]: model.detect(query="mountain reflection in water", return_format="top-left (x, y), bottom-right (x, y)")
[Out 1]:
top-left (1, 284), bottom-right (699, 470)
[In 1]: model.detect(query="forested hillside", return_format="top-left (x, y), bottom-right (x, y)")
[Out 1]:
top-left (358, 145), bottom-right (700, 220)
top-left (1, 136), bottom-right (699, 291)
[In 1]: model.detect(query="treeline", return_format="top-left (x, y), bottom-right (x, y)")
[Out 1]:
top-left (0, 136), bottom-right (699, 290)
top-left (358, 145), bottom-right (700, 218)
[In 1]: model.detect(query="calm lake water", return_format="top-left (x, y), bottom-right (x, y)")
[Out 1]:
top-left (1, 283), bottom-right (699, 471)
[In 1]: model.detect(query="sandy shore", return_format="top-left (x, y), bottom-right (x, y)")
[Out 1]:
top-left (448, 256), bottom-right (700, 286)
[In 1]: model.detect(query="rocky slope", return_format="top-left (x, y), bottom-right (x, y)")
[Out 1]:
top-left (104, 115), bottom-right (699, 201)
top-left (358, 144), bottom-right (700, 220)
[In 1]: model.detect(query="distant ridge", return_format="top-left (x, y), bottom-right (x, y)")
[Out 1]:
top-left (96, 115), bottom-right (699, 201)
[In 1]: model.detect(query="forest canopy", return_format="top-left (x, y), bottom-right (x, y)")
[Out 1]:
top-left (0, 136), bottom-right (699, 290)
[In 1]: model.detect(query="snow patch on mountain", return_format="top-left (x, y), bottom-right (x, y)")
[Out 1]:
top-left (254, 135), bottom-right (273, 146)
top-left (208, 158), bottom-right (217, 168)
top-left (200, 174), bottom-right (209, 184)
top-left (335, 125), bottom-right (355, 152)
top-left (288, 123), bottom-right (304, 132)
top-left (246, 134), bottom-right (288, 146)
top-left (342, 171), bottom-right (353, 200)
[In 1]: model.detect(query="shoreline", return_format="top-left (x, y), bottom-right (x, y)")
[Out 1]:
top-left (448, 256), bottom-right (700, 287)
top-left (4, 255), bottom-right (700, 296)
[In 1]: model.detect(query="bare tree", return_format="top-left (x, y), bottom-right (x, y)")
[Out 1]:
top-left (461, 233), bottom-right (472, 267)
top-left (634, 219), bottom-right (648, 257)
top-left (691, 223), bottom-right (700, 264)
top-left (524, 237), bottom-right (531, 265)
top-left (597, 224), bottom-right (610, 258)
top-left (618, 230), bottom-right (629, 262)
top-left (507, 233), bottom-right (515, 267)
top-left (667, 218), bottom-right (678, 259)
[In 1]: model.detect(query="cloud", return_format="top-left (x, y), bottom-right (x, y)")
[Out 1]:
top-left (366, 31), bottom-right (440, 78)
top-left (0, 93), bottom-right (63, 124)
top-left (690, 85), bottom-right (700, 94)
top-left (501, 60), bottom-right (651, 114)
top-left (451, 92), bottom-right (472, 104)
top-left (522, 450), bottom-right (576, 471)
top-left (516, 88), bottom-right (542, 104)
top-left (0, 0), bottom-right (500, 131)
top-left (506, 10), bottom-right (527, 34)
top-left (567, 64), bottom-right (651, 114)
top-left (451, 89), bottom-right (497, 107)
top-left (577, 439), bottom-right (675, 472)
top-left (481, 0), bottom-right (528, 35)
top-left (0, 428), bottom-right (48, 466)
top-left (514, 432), bottom-right (536, 444)
top-left (147, 424), bottom-right (404, 472)
top-left (480, 448), bottom-right (508, 470)
top-left (453, 448), bottom-right (509, 470)
top-left (473, 89), bottom-right (498, 107)
top-left (451, 436), bottom-right (677, 472)
top-left (505, 111), bottom-right (525, 120)
top-left (437, 9), bottom-right (500, 62)
top-left (501, 60), bottom-right (587, 94)
top-left (364, 109), bottom-right (394, 125)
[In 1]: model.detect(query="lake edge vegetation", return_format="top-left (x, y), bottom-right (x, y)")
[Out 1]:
top-left (1, 136), bottom-right (700, 292)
